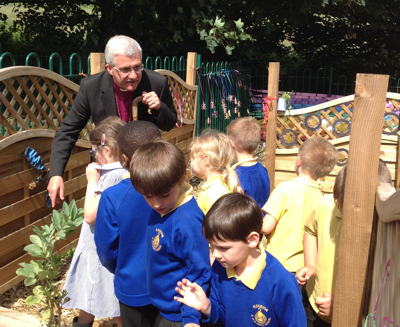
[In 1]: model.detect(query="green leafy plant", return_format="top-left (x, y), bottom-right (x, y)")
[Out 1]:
top-left (16, 200), bottom-right (84, 327)
top-left (281, 91), bottom-right (293, 110)
top-left (197, 16), bottom-right (254, 54)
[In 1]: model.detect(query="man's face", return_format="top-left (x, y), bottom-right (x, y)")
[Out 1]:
top-left (106, 53), bottom-right (142, 91)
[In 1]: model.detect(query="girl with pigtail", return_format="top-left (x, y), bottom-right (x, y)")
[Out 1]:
top-left (190, 131), bottom-right (243, 215)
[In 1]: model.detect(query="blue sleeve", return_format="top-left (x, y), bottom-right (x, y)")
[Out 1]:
top-left (94, 190), bottom-right (119, 274)
top-left (271, 272), bottom-right (307, 327)
top-left (175, 212), bottom-right (211, 325)
top-left (205, 267), bottom-right (226, 326)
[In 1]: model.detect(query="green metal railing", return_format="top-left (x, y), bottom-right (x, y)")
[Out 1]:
top-left (195, 55), bottom-right (251, 135)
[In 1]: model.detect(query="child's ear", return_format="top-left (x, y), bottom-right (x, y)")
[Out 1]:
top-left (121, 154), bottom-right (130, 167)
top-left (295, 156), bottom-right (302, 168)
top-left (230, 139), bottom-right (236, 149)
top-left (203, 154), bottom-right (211, 166)
top-left (247, 231), bottom-right (260, 248)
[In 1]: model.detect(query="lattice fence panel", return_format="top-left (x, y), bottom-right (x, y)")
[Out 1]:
top-left (165, 75), bottom-right (196, 121)
top-left (275, 97), bottom-right (400, 149)
top-left (0, 73), bottom-right (92, 140)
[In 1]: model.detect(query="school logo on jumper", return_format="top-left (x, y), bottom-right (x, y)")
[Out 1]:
top-left (251, 304), bottom-right (271, 326)
top-left (152, 228), bottom-right (164, 251)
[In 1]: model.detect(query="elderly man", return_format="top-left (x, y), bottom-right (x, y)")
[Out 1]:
top-left (48, 35), bottom-right (176, 207)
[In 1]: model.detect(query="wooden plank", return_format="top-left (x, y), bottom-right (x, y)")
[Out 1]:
top-left (175, 137), bottom-right (193, 154)
top-left (1, 137), bottom-right (53, 166)
top-left (0, 198), bottom-right (84, 258)
top-left (0, 233), bottom-right (80, 294)
top-left (0, 174), bottom-right (87, 227)
top-left (265, 62), bottom-right (280, 191)
top-left (90, 53), bottom-right (105, 74)
top-left (161, 124), bottom-right (193, 141)
top-left (0, 150), bottom-right (90, 197)
top-left (332, 74), bottom-right (389, 327)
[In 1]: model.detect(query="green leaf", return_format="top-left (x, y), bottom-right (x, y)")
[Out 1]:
top-left (177, 6), bottom-right (184, 13)
top-left (33, 285), bottom-right (44, 299)
top-left (239, 33), bottom-right (251, 41)
top-left (26, 295), bottom-right (41, 305)
top-left (24, 244), bottom-right (44, 257)
top-left (16, 264), bottom-right (35, 278)
top-left (234, 18), bottom-right (244, 30)
top-left (29, 235), bottom-right (43, 249)
top-left (24, 277), bottom-right (37, 286)
top-left (214, 16), bottom-right (224, 28)
top-left (53, 209), bottom-right (61, 231)
top-left (226, 44), bottom-right (235, 55)
top-left (62, 201), bottom-right (69, 216)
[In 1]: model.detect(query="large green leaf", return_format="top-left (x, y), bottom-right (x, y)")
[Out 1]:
top-left (24, 277), bottom-right (37, 287)
top-left (26, 295), bottom-right (41, 305)
top-left (24, 244), bottom-right (44, 257)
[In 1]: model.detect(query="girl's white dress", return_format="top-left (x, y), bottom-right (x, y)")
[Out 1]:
top-left (63, 162), bottom-right (126, 317)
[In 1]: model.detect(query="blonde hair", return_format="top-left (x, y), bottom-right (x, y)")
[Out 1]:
top-left (298, 137), bottom-right (338, 180)
top-left (226, 117), bottom-right (261, 153)
top-left (190, 131), bottom-right (243, 194)
top-left (90, 116), bottom-right (125, 161)
top-left (333, 165), bottom-right (347, 211)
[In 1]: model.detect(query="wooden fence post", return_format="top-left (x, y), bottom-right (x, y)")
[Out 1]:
top-left (264, 62), bottom-right (280, 191)
top-left (90, 53), bottom-right (105, 75)
top-left (186, 52), bottom-right (197, 86)
top-left (332, 74), bottom-right (389, 327)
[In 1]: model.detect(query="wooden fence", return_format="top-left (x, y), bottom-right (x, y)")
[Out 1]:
top-left (0, 53), bottom-right (198, 293)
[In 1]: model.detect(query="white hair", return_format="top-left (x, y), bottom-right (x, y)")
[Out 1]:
top-left (104, 35), bottom-right (143, 66)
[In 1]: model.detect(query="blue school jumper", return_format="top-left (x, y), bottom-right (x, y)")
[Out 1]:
top-left (146, 194), bottom-right (211, 325)
top-left (95, 178), bottom-right (152, 307)
top-left (235, 161), bottom-right (270, 209)
top-left (206, 249), bottom-right (306, 327)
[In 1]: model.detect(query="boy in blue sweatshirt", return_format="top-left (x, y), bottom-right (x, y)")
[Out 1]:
top-left (129, 140), bottom-right (211, 327)
top-left (95, 121), bottom-right (161, 327)
top-left (174, 193), bottom-right (306, 327)
top-left (227, 117), bottom-right (270, 210)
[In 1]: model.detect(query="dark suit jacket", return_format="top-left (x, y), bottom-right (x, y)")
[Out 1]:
top-left (49, 69), bottom-right (176, 177)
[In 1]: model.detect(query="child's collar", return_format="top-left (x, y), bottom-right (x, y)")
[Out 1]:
top-left (293, 176), bottom-right (320, 188)
top-left (226, 244), bottom-right (266, 290)
top-left (161, 182), bottom-right (193, 217)
top-left (231, 157), bottom-right (258, 169)
top-left (201, 175), bottom-right (225, 191)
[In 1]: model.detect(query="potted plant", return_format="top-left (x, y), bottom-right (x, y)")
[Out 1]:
top-left (277, 91), bottom-right (293, 111)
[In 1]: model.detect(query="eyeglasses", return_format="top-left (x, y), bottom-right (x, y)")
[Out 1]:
top-left (89, 134), bottom-right (106, 158)
top-left (89, 148), bottom-right (98, 159)
top-left (112, 64), bottom-right (144, 76)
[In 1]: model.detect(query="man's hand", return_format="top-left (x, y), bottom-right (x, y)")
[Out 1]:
top-left (142, 91), bottom-right (161, 110)
top-left (47, 176), bottom-right (64, 207)
top-left (174, 279), bottom-right (211, 317)
top-left (296, 266), bottom-right (316, 285)
top-left (315, 292), bottom-right (334, 317)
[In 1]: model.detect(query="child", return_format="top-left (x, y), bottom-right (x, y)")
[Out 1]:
top-left (63, 116), bottom-right (126, 327)
top-left (130, 140), bottom-right (211, 327)
top-left (227, 117), bottom-right (270, 209)
top-left (261, 137), bottom-right (338, 275)
top-left (95, 121), bottom-right (162, 327)
top-left (174, 193), bottom-right (306, 327)
top-left (296, 160), bottom-right (393, 326)
top-left (190, 131), bottom-right (242, 214)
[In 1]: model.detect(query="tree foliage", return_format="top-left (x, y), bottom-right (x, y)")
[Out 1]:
top-left (1, 0), bottom-right (400, 76)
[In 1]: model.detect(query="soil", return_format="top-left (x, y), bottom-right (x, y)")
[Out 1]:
top-left (0, 150), bottom-right (266, 327)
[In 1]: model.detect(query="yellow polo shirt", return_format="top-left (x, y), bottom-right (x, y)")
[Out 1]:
top-left (197, 175), bottom-right (230, 214)
top-left (305, 194), bottom-right (342, 324)
top-left (226, 244), bottom-right (266, 290)
top-left (262, 177), bottom-right (322, 272)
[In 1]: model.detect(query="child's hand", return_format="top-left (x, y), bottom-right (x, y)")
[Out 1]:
top-left (184, 324), bottom-right (200, 327)
top-left (295, 266), bottom-right (316, 285)
top-left (174, 279), bottom-right (211, 317)
top-left (315, 292), bottom-right (334, 317)
top-left (86, 163), bottom-right (100, 184)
